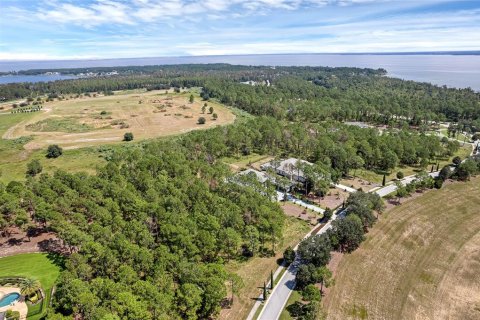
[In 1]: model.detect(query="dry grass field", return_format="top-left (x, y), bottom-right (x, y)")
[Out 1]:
top-left (2, 90), bottom-right (235, 150)
top-left (323, 177), bottom-right (480, 320)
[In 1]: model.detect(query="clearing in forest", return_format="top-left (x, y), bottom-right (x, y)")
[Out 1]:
top-left (1, 90), bottom-right (235, 150)
top-left (323, 177), bottom-right (480, 320)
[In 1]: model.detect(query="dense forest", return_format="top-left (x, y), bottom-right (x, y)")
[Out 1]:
top-left (1, 64), bottom-right (479, 319)
top-left (1, 64), bottom-right (479, 128)
top-left (2, 114), bottom-right (478, 319)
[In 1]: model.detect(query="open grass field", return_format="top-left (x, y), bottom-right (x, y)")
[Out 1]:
top-left (0, 253), bottom-right (63, 319)
top-left (220, 217), bottom-right (311, 320)
top-left (1, 89), bottom-right (235, 150)
top-left (323, 177), bottom-right (480, 320)
top-left (0, 110), bottom-right (106, 182)
top-left (0, 90), bottom-right (235, 183)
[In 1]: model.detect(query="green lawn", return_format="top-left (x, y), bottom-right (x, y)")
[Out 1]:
top-left (0, 253), bottom-right (63, 319)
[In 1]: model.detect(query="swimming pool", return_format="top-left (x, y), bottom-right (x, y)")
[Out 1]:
top-left (0, 292), bottom-right (20, 307)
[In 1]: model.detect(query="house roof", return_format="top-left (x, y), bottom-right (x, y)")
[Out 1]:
top-left (261, 158), bottom-right (313, 177)
top-left (237, 168), bottom-right (269, 183)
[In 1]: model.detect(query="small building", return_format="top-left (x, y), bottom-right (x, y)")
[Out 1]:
top-left (260, 158), bottom-right (313, 183)
top-left (236, 168), bottom-right (269, 183)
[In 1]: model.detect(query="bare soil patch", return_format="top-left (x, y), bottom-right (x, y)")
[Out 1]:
top-left (309, 187), bottom-right (350, 210)
top-left (340, 176), bottom-right (379, 192)
top-left (0, 226), bottom-right (62, 257)
top-left (281, 202), bottom-right (319, 225)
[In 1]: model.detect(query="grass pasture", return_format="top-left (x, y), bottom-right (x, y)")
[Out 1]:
top-left (2, 90), bottom-right (235, 150)
top-left (323, 177), bottom-right (480, 320)
top-left (0, 90), bottom-right (235, 183)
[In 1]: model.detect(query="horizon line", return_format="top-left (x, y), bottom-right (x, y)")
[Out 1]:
top-left (1, 50), bottom-right (479, 63)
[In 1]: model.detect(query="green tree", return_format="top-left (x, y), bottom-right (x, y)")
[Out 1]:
top-left (315, 266), bottom-right (333, 294)
top-left (198, 117), bottom-right (206, 124)
top-left (297, 233), bottom-right (332, 267)
top-left (452, 156), bottom-right (462, 166)
top-left (396, 171), bottom-right (404, 180)
top-left (46, 144), bottom-right (63, 158)
top-left (302, 284), bottom-right (321, 302)
top-left (26, 159), bottom-right (43, 177)
top-left (270, 270), bottom-right (274, 290)
top-left (212, 113), bottom-right (218, 120)
top-left (189, 94), bottom-right (194, 103)
top-left (323, 207), bottom-right (333, 221)
top-left (177, 283), bottom-right (203, 320)
top-left (244, 225), bottom-right (260, 256)
top-left (283, 246), bottom-right (296, 265)
top-left (263, 281), bottom-right (268, 300)
top-left (296, 264), bottom-right (317, 289)
top-left (20, 278), bottom-right (41, 297)
top-left (329, 214), bottom-right (365, 253)
top-left (123, 132), bottom-right (134, 141)
top-left (209, 106), bottom-right (214, 114)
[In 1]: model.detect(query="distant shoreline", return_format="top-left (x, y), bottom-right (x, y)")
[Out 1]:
top-left (0, 51), bottom-right (479, 64)
top-left (1, 54), bottom-right (479, 91)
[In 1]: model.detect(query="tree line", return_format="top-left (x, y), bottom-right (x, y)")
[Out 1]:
top-left (1, 64), bottom-right (479, 127)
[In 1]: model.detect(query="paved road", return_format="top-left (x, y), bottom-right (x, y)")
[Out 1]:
top-left (246, 197), bottom-right (325, 320)
top-left (374, 171), bottom-right (439, 197)
top-left (275, 191), bottom-right (325, 213)
top-left (256, 210), bottom-right (344, 320)
top-left (251, 169), bottom-right (442, 320)
top-left (334, 183), bottom-right (357, 193)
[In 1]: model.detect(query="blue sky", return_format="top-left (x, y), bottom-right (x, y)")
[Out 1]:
top-left (0, 0), bottom-right (479, 60)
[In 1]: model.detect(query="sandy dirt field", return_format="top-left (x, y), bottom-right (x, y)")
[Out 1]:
top-left (323, 176), bottom-right (480, 320)
top-left (2, 90), bottom-right (235, 150)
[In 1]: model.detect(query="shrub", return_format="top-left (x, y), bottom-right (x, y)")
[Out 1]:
top-left (433, 178), bottom-right (443, 189)
top-left (26, 160), bottom-right (43, 177)
top-left (46, 145), bottom-right (63, 158)
top-left (302, 284), bottom-right (321, 302)
top-left (452, 156), bottom-right (462, 166)
top-left (283, 246), bottom-right (296, 265)
top-left (323, 208), bottom-right (333, 221)
top-left (123, 132), bottom-right (134, 141)
top-left (396, 171), bottom-right (404, 180)
top-left (100, 110), bottom-right (107, 115)
top-left (197, 117), bottom-right (206, 125)
top-left (5, 310), bottom-right (20, 320)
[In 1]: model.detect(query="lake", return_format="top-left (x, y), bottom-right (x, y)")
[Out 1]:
top-left (0, 54), bottom-right (479, 91)
top-left (0, 74), bottom-right (77, 84)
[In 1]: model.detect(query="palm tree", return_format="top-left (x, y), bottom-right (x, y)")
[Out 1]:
top-left (20, 278), bottom-right (41, 297)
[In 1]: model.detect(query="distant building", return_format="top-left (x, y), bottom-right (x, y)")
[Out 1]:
top-left (236, 168), bottom-right (269, 183)
top-left (260, 158), bottom-right (313, 183)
